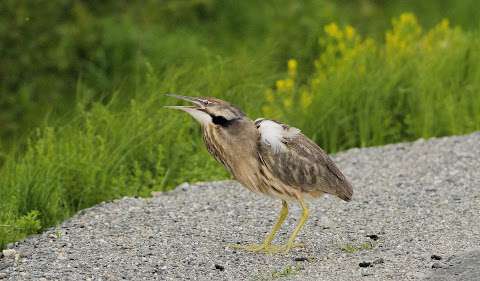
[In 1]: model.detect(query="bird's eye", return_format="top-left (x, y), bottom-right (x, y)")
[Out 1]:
top-left (199, 99), bottom-right (212, 105)
top-left (211, 115), bottom-right (231, 126)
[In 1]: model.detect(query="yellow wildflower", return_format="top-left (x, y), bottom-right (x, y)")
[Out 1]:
top-left (288, 59), bottom-right (298, 78)
top-left (288, 59), bottom-right (298, 72)
top-left (345, 25), bottom-right (356, 40)
top-left (391, 12), bottom-right (422, 39)
top-left (399, 13), bottom-right (417, 25)
top-left (276, 79), bottom-right (287, 91)
top-left (324, 23), bottom-right (343, 39)
top-left (439, 19), bottom-right (449, 30)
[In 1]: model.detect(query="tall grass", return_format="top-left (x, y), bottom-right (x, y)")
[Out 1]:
top-left (1, 0), bottom-right (479, 144)
top-left (0, 53), bottom-right (274, 248)
top-left (265, 14), bottom-right (480, 151)
top-left (1, 13), bottom-right (479, 248)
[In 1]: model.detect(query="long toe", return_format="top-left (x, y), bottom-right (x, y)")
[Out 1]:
top-left (282, 242), bottom-right (305, 253)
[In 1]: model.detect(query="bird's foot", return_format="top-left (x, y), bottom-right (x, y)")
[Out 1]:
top-left (227, 242), bottom-right (304, 253)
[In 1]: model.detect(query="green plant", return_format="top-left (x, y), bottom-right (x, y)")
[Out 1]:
top-left (340, 241), bottom-right (374, 253)
top-left (264, 13), bottom-right (480, 152)
top-left (271, 264), bottom-right (302, 279)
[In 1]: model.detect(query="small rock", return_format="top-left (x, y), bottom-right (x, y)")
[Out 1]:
top-left (18, 249), bottom-right (32, 258)
top-left (359, 261), bottom-right (372, 267)
top-left (177, 182), bottom-right (190, 192)
top-left (2, 249), bottom-right (16, 258)
top-left (0, 272), bottom-right (7, 279)
top-left (0, 261), bottom-right (10, 271)
top-left (366, 234), bottom-right (379, 241)
top-left (214, 264), bottom-right (225, 271)
top-left (431, 254), bottom-right (442, 260)
top-left (294, 257), bottom-right (309, 262)
top-left (431, 262), bottom-right (444, 269)
top-left (362, 272), bottom-right (373, 276)
top-left (373, 258), bottom-right (384, 264)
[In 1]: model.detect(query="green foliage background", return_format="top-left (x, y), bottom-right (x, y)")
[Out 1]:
top-left (0, 0), bottom-right (479, 248)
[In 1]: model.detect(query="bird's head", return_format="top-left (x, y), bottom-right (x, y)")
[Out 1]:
top-left (164, 94), bottom-right (246, 128)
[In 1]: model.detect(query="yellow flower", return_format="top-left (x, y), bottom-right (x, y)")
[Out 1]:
top-left (288, 59), bottom-right (298, 78)
top-left (324, 23), bottom-right (343, 39)
top-left (276, 79), bottom-right (287, 91)
top-left (276, 78), bottom-right (294, 91)
top-left (421, 18), bottom-right (453, 52)
top-left (439, 19), bottom-right (449, 30)
top-left (287, 59), bottom-right (297, 72)
top-left (399, 13), bottom-right (417, 25)
top-left (391, 12), bottom-right (422, 39)
top-left (345, 25), bottom-right (356, 40)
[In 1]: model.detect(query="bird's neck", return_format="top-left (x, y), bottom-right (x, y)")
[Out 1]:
top-left (203, 121), bottom-right (260, 187)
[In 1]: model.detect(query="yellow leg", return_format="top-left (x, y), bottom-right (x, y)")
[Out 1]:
top-left (283, 199), bottom-right (309, 252)
top-left (229, 200), bottom-right (299, 253)
top-left (263, 200), bottom-right (289, 245)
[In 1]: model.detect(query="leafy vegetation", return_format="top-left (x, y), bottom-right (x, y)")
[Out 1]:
top-left (1, 1), bottom-right (480, 248)
top-left (266, 13), bottom-right (480, 151)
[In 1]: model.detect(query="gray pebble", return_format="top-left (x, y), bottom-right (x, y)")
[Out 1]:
top-left (431, 254), bottom-right (442, 260)
top-left (359, 261), bottom-right (372, 268)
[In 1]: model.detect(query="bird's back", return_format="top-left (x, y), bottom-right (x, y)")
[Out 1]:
top-left (255, 119), bottom-right (353, 201)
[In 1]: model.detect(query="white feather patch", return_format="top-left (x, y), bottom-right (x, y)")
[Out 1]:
top-left (256, 119), bottom-right (300, 153)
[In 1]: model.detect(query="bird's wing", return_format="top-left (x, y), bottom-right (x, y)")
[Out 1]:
top-left (255, 118), bottom-right (353, 201)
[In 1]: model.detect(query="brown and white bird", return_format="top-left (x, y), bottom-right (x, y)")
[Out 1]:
top-left (165, 94), bottom-right (353, 253)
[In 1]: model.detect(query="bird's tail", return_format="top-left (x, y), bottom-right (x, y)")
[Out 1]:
top-left (338, 181), bottom-right (353, 202)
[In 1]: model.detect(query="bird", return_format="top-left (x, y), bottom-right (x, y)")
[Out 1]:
top-left (165, 94), bottom-right (353, 253)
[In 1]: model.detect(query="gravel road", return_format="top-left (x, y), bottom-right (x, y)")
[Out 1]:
top-left (1, 133), bottom-right (479, 281)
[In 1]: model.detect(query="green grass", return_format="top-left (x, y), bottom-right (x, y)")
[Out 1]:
top-left (340, 242), bottom-right (374, 254)
top-left (271, 265), bottom-right (302, 279)
top-left (266, 14), bottom-right (480, 151)
top-left (0, 54), bottom-right (274, 248)
top-left (1, 2), bottom-right (480, 249)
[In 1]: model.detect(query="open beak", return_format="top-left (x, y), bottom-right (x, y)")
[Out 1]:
top-left (164, 94), bottom-right (205, 110)
top-left (164, 94), bottom-right (212, 125)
